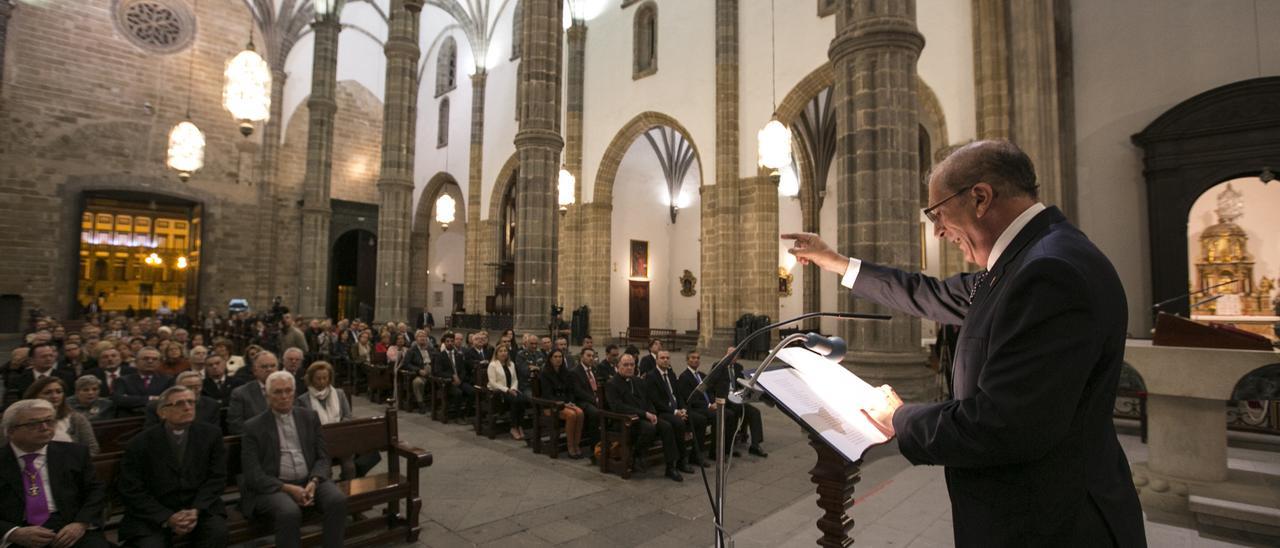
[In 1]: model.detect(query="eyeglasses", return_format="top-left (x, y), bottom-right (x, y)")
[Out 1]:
top-left (162, 399), bottom-right (197, 408)
top-left (15, 419), bottom-right (56, 430)
top-left (922, 185), bottom-right (973, 224)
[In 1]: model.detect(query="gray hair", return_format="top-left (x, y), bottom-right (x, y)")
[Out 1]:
top-left (175, 370), bottom-right (203, 385)
top-left (74, 375), bottom-right (102, 391)
top-left (2, 399), bottom-right (55, 434)
top-left (266, 370), bottom-right (296, 391)
top-left (282, 347), bottom-right (304, 359)
top-left (158, 385), bottom-right (192, 406)
top-left (254, 351), bottom-right (278, 365)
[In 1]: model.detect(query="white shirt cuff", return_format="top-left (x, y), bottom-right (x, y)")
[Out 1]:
top-left (840, 258), bottom-right (862, 289)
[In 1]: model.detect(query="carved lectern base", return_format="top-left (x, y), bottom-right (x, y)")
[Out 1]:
top-left (808, 434), bottom-right (861, 547)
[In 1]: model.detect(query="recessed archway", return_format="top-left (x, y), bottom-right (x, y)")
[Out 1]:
top-left (410, 172), bottom-right (466, 325)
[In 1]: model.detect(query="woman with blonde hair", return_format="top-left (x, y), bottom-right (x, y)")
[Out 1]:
top-left (487, 344), bottom-right (528, 440)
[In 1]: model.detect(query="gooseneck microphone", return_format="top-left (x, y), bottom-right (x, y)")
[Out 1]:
top-left (687, 311), bottom-right (888, 405)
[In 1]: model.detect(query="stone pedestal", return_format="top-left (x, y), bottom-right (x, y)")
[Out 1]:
top-left (1124, 340), bottom-right (1279, 526)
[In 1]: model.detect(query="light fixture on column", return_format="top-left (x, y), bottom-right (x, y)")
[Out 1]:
top-left (223, 25), bottom-right (272, 137)
top-left (167, 0), bottom-right (204, 182)
top-left (175, 256), bottom-right (189, 269)
top-left (435, 193), bottom-right (456, 231)
top-left (558, 169), bottom-right (576, 214)
top-left (145, 253), bottom-right (163, 267)
top-left (313, 0), bottom-right (346, 19)
top-left (757, 0), bottom-right (793, 174)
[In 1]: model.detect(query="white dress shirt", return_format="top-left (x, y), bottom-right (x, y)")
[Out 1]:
top-left (841, 202), bottom-right (1046, 288)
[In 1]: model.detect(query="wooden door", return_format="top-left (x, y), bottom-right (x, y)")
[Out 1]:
top-left (629, 281), bottom-right (650, 329)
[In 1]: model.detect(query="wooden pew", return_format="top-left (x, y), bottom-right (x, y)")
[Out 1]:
top-left (92, 415), bottom-right (146, 454)
top-left (92, 406), bottom-right (432, 546)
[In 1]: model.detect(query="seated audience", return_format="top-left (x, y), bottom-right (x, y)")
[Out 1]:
top-left (227, 351), bottom-right (277, 435)
top-left (56, 342), bottom-right (94, 380)
top-left (69, 376), bottom-right (115, 422)
top-left (118, 386), bottom-right (229, 548)
top-left (11, 377), bottom-right (100, 455)
top-left (638, 339), bottom-right (662, 376)
top-left (188, 345), bottom-right (208, 377)
top-left (87, 347), bottom-right (134, 396)
top-left (145, 371), bottom-right (220, 429)
top-left (675, 350), bottom-right (738, 459)
top-left (158, 343), bottom-right (191, 377)
top-left (0, 399), bottom-right (109, 548)
top-left (432, 332), bottom-right (473, 422)
top-left (643, 350), bottom-right (700, 470)
top-left (721, 347), bottom-right (767, 458)
top-left (296, 361), bottom-right (378, 480)
top-left (240, 371), bottom-right (347, 548)
top-left (596, 345), bottom-right (620, 384)
top-left (405, 330), bottom-right (434, 414)
top-left (9, 342), bottom-right (75, 407)
top-left (539, 349), bottom-right (585, 459)
top-left (569, 348), bottom-right (602, 451)
top-left (513, 335), bottom-right (544, 392)
top-left (114, 347), bottom-right (175, 417)
top-left (487, 344), bottom-right (528, 440)
top-left (280, 348), bottom-right (308, 396)
top-left (605, 354), bottom-right (682, 482)
top-left (200, 355), bottom-right (239, 407)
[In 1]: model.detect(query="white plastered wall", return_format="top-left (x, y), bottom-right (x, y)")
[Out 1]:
top-left (1073, 0), bottom-right (1280, 335)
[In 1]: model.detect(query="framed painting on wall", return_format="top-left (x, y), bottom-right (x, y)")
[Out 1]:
top-left (630, 240), bottom-right (648, 279)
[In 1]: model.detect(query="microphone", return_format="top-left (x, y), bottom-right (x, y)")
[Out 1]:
top-left (1152, 279), bottom-right (1237, 312)
top-left (686, 311), bottom-right (888, 404)
top-left (803, 333), bottom-right (846, 362)
top-left (1189, 294), bottom-right (1223, 310)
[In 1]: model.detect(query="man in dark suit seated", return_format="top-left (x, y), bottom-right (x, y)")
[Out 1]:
top-left (605, 354), bottom-right (682, 482)
top-left (431, 332), bottom-right (473, 422)
top-left (784, 140), bottom-right (1145, 547)
top-left (0, 399), bottom-right (108, 547)
top-left (642, 350), bottom-right (700, 470)
top-left (460, 332), bottom-right (494, 383)
top-left (240, 371), bottom-right (347, 548)
top-left (118, 386), bottom-right (228, 548)
top-left (226, 352), bottom-right (277, 435)
top-left (568, 348), bottom-right (602, 451)
top-left (7, 343), bottom-right (76, 408)
top-left (200, 355), bottom-right (240, 407)
top-left (280, 348), bottom-right (309, 397)
top-left (595, 344), bottom-right (620, 384)
top-left (144, 371), bottom-right (221, 430)
top-left (113, 347), bottom-right (175, 417)
top-left (85, 347), bottom-right (135, 397)
top-left (722, 351), bottom-right (767, 458)
top-left (404, 330), bottom-right (435, 414)
top-left (675, 350), bottom-right (737, 461)
top-left (636, 339), bottom-right (661, 376)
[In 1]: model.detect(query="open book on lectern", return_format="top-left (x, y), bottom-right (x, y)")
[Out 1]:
top-left (753, 347), bottom-right (893, 462)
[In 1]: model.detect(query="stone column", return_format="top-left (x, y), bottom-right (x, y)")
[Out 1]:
top-left (463, 71), bottom-right (487, 314)
top-left (374, 0), bottom-right (421, 323)
top-left (513, 0), bottom-right (564, 333)
top-left (0, 0), bottom-right (12, 91)
top-left (972, 0), bottom-right (1075, 219)
top-left (829, 0), bottom-right (933, 400)
top-left (297, 17), bottom-right (341, 317)
top-left (740, 173), bottom-right (779, 322)
top-left (559, 21), bottom-right (586, 313)
top-left (700, 0), bottom-right (741, 351)
top-left (255, 67), bottom-right (287, 307)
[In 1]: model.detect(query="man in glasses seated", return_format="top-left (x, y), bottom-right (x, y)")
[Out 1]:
top-left (0, 398), bottom-right (109, 547)
top-left (118, 386), bottom-right (229, 547)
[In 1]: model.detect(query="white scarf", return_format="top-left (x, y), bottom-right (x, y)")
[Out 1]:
top-left (309, 386), bottom-right (342, 424)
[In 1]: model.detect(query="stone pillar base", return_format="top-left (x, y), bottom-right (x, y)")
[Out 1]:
top-left (1130, 462), bottom-right (1195, 524)
top-left (846, 350), bottom-right (937, 402)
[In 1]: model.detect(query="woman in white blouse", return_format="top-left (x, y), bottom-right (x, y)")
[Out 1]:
top-left (487, 344), bottom-right (528, 440)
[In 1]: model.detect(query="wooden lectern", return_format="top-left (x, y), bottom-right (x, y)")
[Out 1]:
top-left (807, 435), bottom-right (862, 547)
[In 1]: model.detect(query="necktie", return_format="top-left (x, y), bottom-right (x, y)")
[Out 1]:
top-left (968, 270), bottom-right (990, 304)
top-left (585, 366), bottom-right (597, 392)
top-left (693, 371), bottom-right (710, 404)
top-left (142, 374), bottom-right (151, 390)
top-left (107, 371), bottom-right (116, 392)
top-left (21, 454), bottom-right (50, 526)
top-left (662, 372), bottom-right (677, 410)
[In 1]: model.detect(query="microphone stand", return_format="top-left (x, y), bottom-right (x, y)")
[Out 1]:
top-left (704, 312), bottom-right (889, 548)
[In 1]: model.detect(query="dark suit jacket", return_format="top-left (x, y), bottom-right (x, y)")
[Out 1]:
top-left (852, 207), bottom-right (1144, 547)
top-left (226, 381), bottom-right (268, 435)
top-left (604, 375), bottom-right (653, 417)
top-left (637, 354), bottom-right (657, 377)
top-left (0, 442), bottom-right (105, 531)
top-left (405, 345), bottom-right (434, 376)
top-left (568, 363), bottom-right (601, 407)
top-left (538, 365), bottom-right (576, 402)
top-left (432, 348), bottom-right (464, 380)
top-left (202, 375), bottom-right (241, 406)
top-left (239, 406), bottom-right (330, 515)
top-left (676, 369), bottom-right (714, 411)
top-left (117, 422), bottom-right (227, 539)
top-left (461, 346), bottom-right (493, 377)
top-left (144, 395), bottom-right (222, 430)
top-left (113, 372), bottom-right (175, 414)
top-left (642, 369), bottom-right (684, 414)
top-left (595, 361), bottom-right (617, 384)
top-left (86, 365), bottom-right (137, 396)
top-left (9, 368), bottom-right (76, 401)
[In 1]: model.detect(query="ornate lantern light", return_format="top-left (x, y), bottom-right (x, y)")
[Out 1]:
top-left (435, 193), bottom-right (457, 231)
top-left (314, 0), bottom-right (346, 18)
top-left (757, 0), bottom-right (793, 173)
top-left (558, 169), bottom-right (576, 213)
top-left (223, 31), bottom-right (272, 137)
top-left (166, 119), bottom-right (205, 182)
top-left (145, 253), bottom-right (164, 267)
top-left (176, 256), bottom-right (189, 269)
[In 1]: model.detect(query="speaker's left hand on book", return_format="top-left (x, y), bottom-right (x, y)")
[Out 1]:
top-left (861, 385), bottom-right (903, 438)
